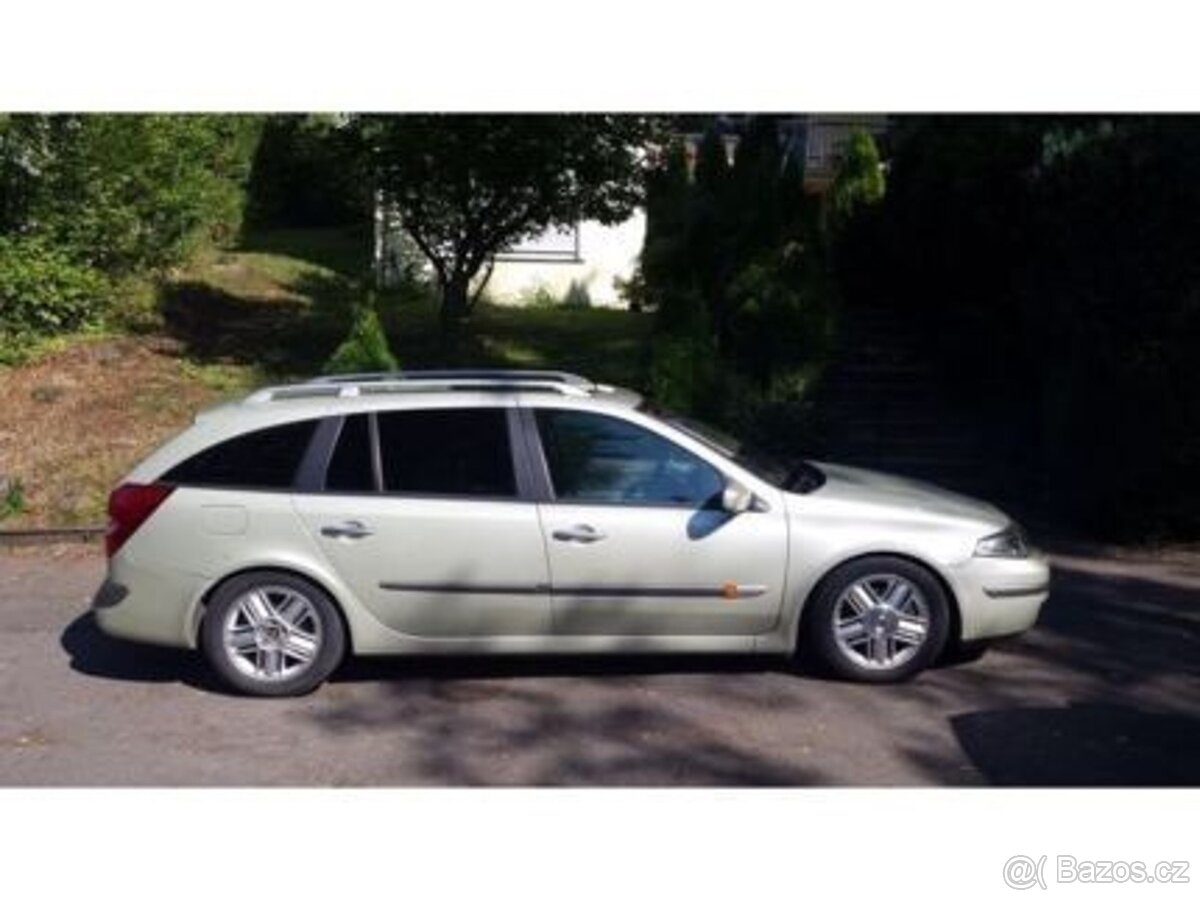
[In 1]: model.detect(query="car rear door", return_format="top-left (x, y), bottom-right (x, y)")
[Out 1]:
top-left (292, 404), bottom-right (553, 639)
top-left (525, 406), bottom-right (788, 637)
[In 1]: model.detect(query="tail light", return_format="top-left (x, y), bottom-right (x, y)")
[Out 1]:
top-left (106, 483), bottom-right (174, 558)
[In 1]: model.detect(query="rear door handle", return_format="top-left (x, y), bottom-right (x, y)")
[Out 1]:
top-left (552, 524), bottom-right (606, 543)
top-left (320, 520), bottom-right (374, 540)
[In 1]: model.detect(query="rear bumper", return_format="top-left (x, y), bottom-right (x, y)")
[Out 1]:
top-left (92, 554), bottom-right (206, 649)
top-left (951, 554), bottom-right (1051, 642)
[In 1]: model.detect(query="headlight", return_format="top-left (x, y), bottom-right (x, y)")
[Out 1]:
top-left (974, 525), bottom-right (1029, 558)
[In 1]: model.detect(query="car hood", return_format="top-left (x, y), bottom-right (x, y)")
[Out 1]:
top-left (804, 461), bottom-right (1008, 527)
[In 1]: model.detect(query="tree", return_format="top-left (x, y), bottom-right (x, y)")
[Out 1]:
top-left (636, 140), bottom-right (692, 316)
top-left (825, 128), bottom-right (885, 233)
top-left (635, 116), bottom-right (832, 419)
top-left (0, 115), bottom-right (54, 234)
top-left (689, 126), bottom-right (735, 338)
top-left (728, 115), bottom-right (784, 260)
top-left (354, 114), bottom-right (657, 331)
top-left (2, 114), bottom-right (262, 274)
top-left (246, 115), bottom-right (369, 229)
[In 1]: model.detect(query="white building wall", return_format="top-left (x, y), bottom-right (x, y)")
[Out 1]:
top-left (484, 212), bottom-right (646, 308)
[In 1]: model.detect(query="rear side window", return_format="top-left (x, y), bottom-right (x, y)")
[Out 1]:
top-left (325, 414), bottom-right (376, 492)
top-left (377, 408), bottom-right (516, 498)
top-left (164, 419), bottom-right (318, 489)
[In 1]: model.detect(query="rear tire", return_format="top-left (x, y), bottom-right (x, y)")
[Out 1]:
top-left (803, 556), bottom-right (950, 683)
top-left (200, 572), bottom-right (346, 697)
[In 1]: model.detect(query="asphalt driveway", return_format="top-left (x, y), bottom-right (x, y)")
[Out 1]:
top-left (1, 542), bottom-right (1197, 786)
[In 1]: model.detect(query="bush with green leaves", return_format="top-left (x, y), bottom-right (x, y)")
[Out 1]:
top-left (2, 114), bottom-right (262, 276)
top-left (643, 285), bottom-right (720, 416)
top-left (825, 129), bottom-right (886, 234)
top-left (322, 301), bottom-right (399, 375)
top-left (519, 285), bottom-right (560, 309)
top-left (645, 331), bottom-right (718, 416)
top-left (726, 251), bottom-right (832, 388)
top-left (0, 236), bottom-right (109, 347)
top-left (563, 280), bottom-right (592, 309)
top-left (0, 476), bottom-right (25, 520)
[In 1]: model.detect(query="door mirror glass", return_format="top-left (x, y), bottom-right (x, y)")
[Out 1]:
top-left (721, 479), bottom-right (755, 514)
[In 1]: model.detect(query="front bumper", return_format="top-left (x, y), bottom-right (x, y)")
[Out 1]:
top-left (92, 554), bottom-right (207, 649)
top-left (950, 553), bottom-right (1051, 642)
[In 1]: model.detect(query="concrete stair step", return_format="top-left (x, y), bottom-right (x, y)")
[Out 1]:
top-left (829, 414), bottom-right (980, 428)
top-left (816, 373), bottom-right (943, 387)
top-left (835, 426), bottom-right (984, 445)
top-left (810, 305), bottom-right (1023, 499)
top-left (828, 364), bottom-right (931, 379)
top-left (824, 453), bottom-right (989, 472)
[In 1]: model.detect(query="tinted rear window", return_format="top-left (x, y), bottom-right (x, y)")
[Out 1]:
top-left (324, 414), bottom-right (376, 492)
top-left (377, 408), bottom-right (516, 498)
top-left (164, 419), bottom-right (318, 489)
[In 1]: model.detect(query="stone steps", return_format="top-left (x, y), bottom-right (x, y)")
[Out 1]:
top-left (807, 304), bottom-right (1003, 492)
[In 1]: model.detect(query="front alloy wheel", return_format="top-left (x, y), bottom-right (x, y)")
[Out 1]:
top-left (832, 574), bottom-right (931, 671)
top-left (806, 556), bottom-right (950, 682)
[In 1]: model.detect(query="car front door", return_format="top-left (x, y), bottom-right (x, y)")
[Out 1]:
top-left (292, 406), bottom-right (552, 639)
top-left (527, 406), bottom-right (788, 637)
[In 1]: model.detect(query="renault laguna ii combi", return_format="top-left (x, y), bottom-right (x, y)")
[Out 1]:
top-left (94, 370), bottom-right (1049, 696)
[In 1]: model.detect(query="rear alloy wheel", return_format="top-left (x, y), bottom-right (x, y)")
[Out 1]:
top-left (201, 572), bottom-right (345, 697)
top-left (805, 557), bottom-right (950, 682)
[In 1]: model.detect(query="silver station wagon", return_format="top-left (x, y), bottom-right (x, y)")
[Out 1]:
top-left (94, 370), bottom-right (1049, 696)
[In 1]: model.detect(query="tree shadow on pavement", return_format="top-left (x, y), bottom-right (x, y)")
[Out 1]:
top-left (315, 659), bottom-right (823, 786)
top-left (332, 652), bottom-right (774, 685)
top-left (948, 702), bottom-right (1200, 786)
top-left (894, 552), bottom-right (1200, 785)
top-left (1013, 554), bottom-right (1200, 687)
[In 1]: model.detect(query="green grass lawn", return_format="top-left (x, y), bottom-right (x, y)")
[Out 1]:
top-left (382, 298), bottom-right (652, 388)
top-left (168, 227), bottom-right (653, 388)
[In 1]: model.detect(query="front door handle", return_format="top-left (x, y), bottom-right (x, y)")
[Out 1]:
top-left (320, 520), bottom-right (374, 540)
top-left (552, 524), bottom-right (607, 543)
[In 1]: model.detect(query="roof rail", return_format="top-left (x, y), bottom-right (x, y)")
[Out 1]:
top-left (244, 369), bottom-right (602, 404)
top-left (308, 369), bottom-right (596, 390)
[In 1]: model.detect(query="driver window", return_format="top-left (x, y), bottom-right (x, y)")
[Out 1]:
top-left (535, 409), bottom-right (724, 507)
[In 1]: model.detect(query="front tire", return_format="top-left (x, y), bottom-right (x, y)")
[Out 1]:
top-left (803, 556), bottom-right (950, 683)
top-left (200, 572), bottom-right (346, 697)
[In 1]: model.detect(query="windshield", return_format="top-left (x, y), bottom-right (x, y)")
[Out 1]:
top-left (638, 401), bottom-right (825, 493)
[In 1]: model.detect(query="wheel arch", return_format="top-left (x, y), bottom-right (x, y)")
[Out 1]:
top-left (794, 550), bottom-right (963, 654)
top-left (190, 565), bottom-right (355, 655)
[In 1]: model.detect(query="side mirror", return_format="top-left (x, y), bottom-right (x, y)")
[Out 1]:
top-left (721, 479), bottom-right (755, 515)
